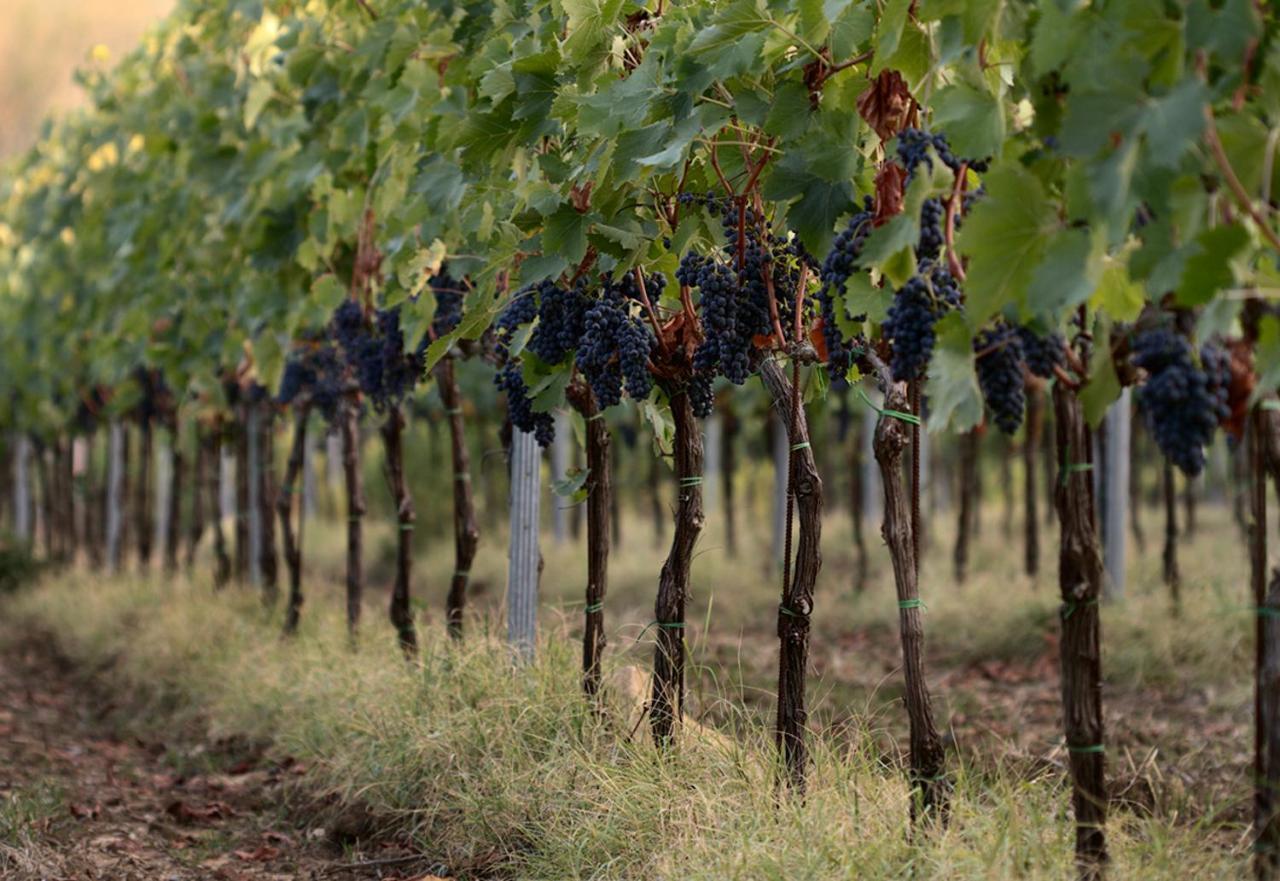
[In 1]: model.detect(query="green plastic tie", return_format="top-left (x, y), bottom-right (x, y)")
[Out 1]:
top-left (1061, 598), bottom-right (1099, 620)
top-left (790, 441), bottom-right (811, 451)
top-left (1257, 606), bottom-right (1280, 620)
top-left (779, 604), bottom-right (806, 619)
top-left (897, 598), bottom-right (926, 611)
top-left (1059, 462), bottom-right (1093, 486)
top-left (1067, 743), bottom-right (1105, 755)
top-left (455, 472), bottom-right (471, 482)
top-left (348, 515), bottom-right (362, 523)
top-left (858, 388), bottom-right (921, 425)
top-left (1261, 399), bottom-right (1280, 412)
top-left (584, 602), bottom-right (604, 614)
top-left (453, 570), bottom-right (470, 581)
top-left (399, 522), bottom-right (415, 532)
top-left (679, 475), bottom-right (704, 486)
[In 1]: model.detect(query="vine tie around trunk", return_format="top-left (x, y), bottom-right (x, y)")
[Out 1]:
top-left (871, 373), bottom-right (949, 823)
top-left (437, 357), bottom-right (479, 641)
top-left (340, 399), bottom-right (365, 640)
top-left (382, 404), bottom-right (418, 657)
top-left (759, 357), bottom-right (823, 794)
top-left (279, 405), bottom-right (309, 636)
top-left (649, 387), bottom-right (703, 747)
top-left (1051, 380), bottom-right (1109, 879)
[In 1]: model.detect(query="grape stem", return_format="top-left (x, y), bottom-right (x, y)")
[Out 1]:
top-left (632, 267), bottom-right (668, 352)
top-left (944, 161), bottom-right (969, 281)
top-left (1203, 103), bottom-right (1280, 255)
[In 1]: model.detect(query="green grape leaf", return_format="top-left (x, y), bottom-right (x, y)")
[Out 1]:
top-left (956, 163), bottom-right (1058, 325)
top-left (924, 313), bottom-right (983, 434)
top-left (1080, 318), bottom-right (1121, 428)
top-left (931, 82), bottom-right (1004, 161)
top-left (1175, 223), bottom-right (1248, 306)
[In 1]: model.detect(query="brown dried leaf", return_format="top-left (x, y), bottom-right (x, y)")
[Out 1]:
top-left (856, 70), bottom-right (917, 142)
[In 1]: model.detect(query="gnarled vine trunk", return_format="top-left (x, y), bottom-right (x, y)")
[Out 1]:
top-left (340, 400), bottom-right (365, 639)
top-left (759, 359), bottom-right (823, 793)
top-left (1051, 381), bottom-right (1108, 879)
top-left (649, 388), bottom-right (703, 747)
top-left (186, 427), bottom-right (206, 570)
top-left (1026, 385), bottom-right (1044, 577)
top-left (136, 418), bottom-right (153, 568)
top-left (1162, 458), bottom-right (1180, 611)
top-left (279, 406), bottom-right (309, 635)
top-left (438, 357), bottom-right (479, 640)
top-left (954, 428), bottom-right (978, 583)
top-left (568, 382), bottom-right (610, 699)
top-left (234, 409), bottom-right (250, 582)
top-left (874, 377), bottom-right (948, 822)
top-left (381, 404), bottom-right (417, 656)
top-left (164, 425), bottom-right (183, 574)
top-left (257, 405), bottom-right (279, 606)
top-left (1253, 405), bottom-right (1279, 880)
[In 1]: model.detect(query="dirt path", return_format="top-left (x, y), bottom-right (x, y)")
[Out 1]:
top-left (0, 640), bottom-right (445, 881)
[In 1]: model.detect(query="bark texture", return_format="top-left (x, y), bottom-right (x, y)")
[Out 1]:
top-left (135, 419), bottom-right (153, 568)
top-left (186, 427), bottom-right (206, 570)
top-left (1254, 406), bottom-right (1278, 880)
top-left (759, 359), bottom-right (823, 793)
top-left (874, 378), bottom-right (948, 821)
top-left (1162, 458), bottom-right (1180, 610)
top-left (257, 406), bottom-right (279, 605)
top-left (1025, 386), bottom-right (1043, 577)
top-left (439, 358), bottom-right (479, 640)
top-left (382, 405), bottom-right (417, 656)
top-left (649, 388), bottom-right (703, 747)
top-left (1051, 382), bottom-right (1109, 879)
top-left (234, 412), bottom-right (250, 582)
top-left (568, 383), bottom-right (610, 699)
top-left (954, 428), bottom-right (978, 583)
top-left (340, 401), bottom-right (365, 639)
top-left (279, 407), bottom-right (309, 635)
top-left (164, 426), bottom-right (183, 574)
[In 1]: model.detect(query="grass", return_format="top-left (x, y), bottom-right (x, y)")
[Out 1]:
top-left (3, 492), bottom-right (1261, 879)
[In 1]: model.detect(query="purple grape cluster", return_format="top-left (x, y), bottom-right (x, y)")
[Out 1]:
top-left (974, 324), bottom-right (1026, 434)
top-left (278, 341), bottom-right (349, 423)
top-left (1017, 327), bottom-right (1066, 379)
top-left (576, 287), bottom-right (655, 408)
top-left (429, 267), bottom-right (464, 337)
top-left (1201, 342), bottom-right (1232, 424)
top-left (882, 266), bottom-right (962, 382)
top-left (496, 362), bottom-right (554, 447)
top-left (329, 301), bottom-right (423, 412)
top-left (687, 371), bottom-right (715, 419)
top-left (1132, 328), bottom-right (1219, 476)
top-left (816, 198), bottom-right (875, 374)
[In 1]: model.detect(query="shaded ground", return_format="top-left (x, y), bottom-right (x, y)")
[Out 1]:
top-left (0, 639), bottom-right (446, 881)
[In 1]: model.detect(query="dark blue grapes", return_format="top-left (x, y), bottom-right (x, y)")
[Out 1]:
top-left (974, 324), bottom-right (1025, 434)
top-left (329, 301), bottom-right (422, 412)
top-left (917, 198), bottom-right (944, 261)
top-left (278, 341), bottom-right (345, 422)
top-left (527, 280), bottom-right (590, 365)
top-left (1201, 343), bottom-right (1232, 424)
top-left (882, 266), bottom-right (961, 382)
top-left (1017, 327), bottom-right (1066, 379)
top-left (496, 362), bottom-right (554, 447)
top-left (816, 199), bottom-right (875, 374)
top-left (430, 268), bottom-right (464, 337)
top-left (1132, 328), bottom-right (1218, 476)
top-left (688, 372), bottom-right (714, 419)
top-left (576, 287), bottom-right (655, 408)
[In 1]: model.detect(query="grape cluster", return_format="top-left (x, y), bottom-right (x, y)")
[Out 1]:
top-left (429, 267), bottom-right (463, 337)
top-left (681, 199), bottom-right (796, 385)
top-left (1017, 327), bottom-right (1066, 379)
top-left (1132, 328), bottom-right (1218, 476)
top-left (496, 362), bottom-right (554, 447)
top-left (493, 283), bottom-right (541, 359)
top-left (882, 266), bottom-right (961, 382)
top-left (917, 198), bottom-right (944, 261)
top-left (575, 287), bottom-right (655, 408)
top-left (974, 324), bottom-right (1026, 434)
top-left (896, 128), bottom-right (989, 180)
top-left (687, 371), bottom-right (715, 419)
top-left (329, 300), bottom-right (422, 412)
top-left (1201, 342), bottom-right (1232, 424)
top-left (278, 342), bottom-right (346, 422)
top-left (816, 198), bottom-right (875, 374)
top-left (527, 280), bottom-right (590, 365)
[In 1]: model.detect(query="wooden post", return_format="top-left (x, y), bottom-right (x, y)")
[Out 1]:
top-left (1103, 388), bottom-right (1130, 600)
top-left (439, 358), bottom-right (479, 640)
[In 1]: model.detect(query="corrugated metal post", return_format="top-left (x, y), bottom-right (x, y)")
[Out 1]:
top-left (507, 428), bottom-right (541, 661)
top-left (1104, 388), bottom-right (1131, 599)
